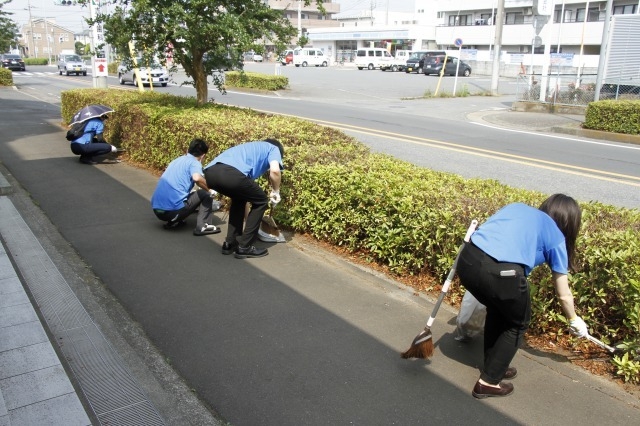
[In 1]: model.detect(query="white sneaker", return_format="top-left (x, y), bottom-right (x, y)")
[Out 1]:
top-left (193, 224), bottom-right (221, 236)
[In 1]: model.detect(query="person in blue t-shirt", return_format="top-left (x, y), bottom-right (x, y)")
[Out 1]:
top-left (151, 139), bottom-right (221, 236)
top-left (203, 139), bottom-right (284, 259)
top-left (456, 194), bottom-right (587, 399)
top-left (69, 115), bottom-right (118, 165)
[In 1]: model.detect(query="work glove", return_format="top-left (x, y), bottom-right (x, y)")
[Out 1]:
top-left (209, 189), bottom-right (218, 197)
top-left (569, 316), bottom-right (588, 338)
top-left (269, 190), bottom-right (281, 205)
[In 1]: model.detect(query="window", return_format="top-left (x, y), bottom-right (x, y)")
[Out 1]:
top-left (505, 12), bottom-right (524, 25)
top-left (375, 50), bottom-right (382, 57)
top-left (613, 4), bottom-right (637, 14)
top-left (576, 7), bottom-right (600, 22)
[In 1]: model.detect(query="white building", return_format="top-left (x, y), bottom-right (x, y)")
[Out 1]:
top-left (306, 0), bottom-right (639, 75)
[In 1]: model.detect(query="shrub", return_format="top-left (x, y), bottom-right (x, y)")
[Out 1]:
top-left (23, 57), bottom-right (49, 66)
top-left (0, 67), bottom-right (13, 86)
top-left (225, 71), bottom-right (288, 91)
top-left (61, 88), bottom-right (640, 383)
top-left (584, 100), bottom-right (640, 135)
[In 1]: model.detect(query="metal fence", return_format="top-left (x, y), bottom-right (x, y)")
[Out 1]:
top-left (516, 73), bottom-right (640, 106)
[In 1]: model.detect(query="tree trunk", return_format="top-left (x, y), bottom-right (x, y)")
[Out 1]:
top-left (190, 57), bottom-right (209, 106)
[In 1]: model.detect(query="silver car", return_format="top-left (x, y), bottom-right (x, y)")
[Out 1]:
top-left (117, 59), bottom-right (169, 87)
top-left (57, 54), bottom-right (87, 76)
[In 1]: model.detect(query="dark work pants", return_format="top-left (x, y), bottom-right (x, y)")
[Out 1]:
top-left (70, 141), bottom-right (112, 161)
top-left (456, 242), bottom-right (531, 385)
top-left (153, 190), bottom-right (214, 230)
top-left (204, 163), bottom-right (267, 247)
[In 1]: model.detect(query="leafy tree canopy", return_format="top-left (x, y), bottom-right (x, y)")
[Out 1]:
top-left (0, 0), bottom-right (20, 53)
top-left (86, 0), bottom-right (325, 105)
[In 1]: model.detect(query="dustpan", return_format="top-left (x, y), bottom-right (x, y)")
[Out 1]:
top-left (259, 203), bottom-right (286, 243)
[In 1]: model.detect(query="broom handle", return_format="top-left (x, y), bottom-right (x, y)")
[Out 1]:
top-left (424, 220), bottom-right (478, 329)
top-left (586, 334), bottom-right (616, 353)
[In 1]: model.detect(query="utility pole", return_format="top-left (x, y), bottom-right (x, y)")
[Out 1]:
top-left (26, 0), bottom-right (37, 58)
top-left (595, 0), bottom-right (614, 101)
top-left (490, 0), bottom-right (505, 95)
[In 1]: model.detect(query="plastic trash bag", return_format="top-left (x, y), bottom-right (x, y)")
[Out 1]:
top-left (455, 290), bottom-right (486, 341)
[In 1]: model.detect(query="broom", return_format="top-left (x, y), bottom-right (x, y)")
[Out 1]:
top-left (401, 219), bottom-right (478, 359)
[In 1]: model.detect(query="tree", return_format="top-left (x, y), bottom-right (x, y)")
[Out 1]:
top-left (88, 0), bottom-right (326, 105)
top-left (0, 0), bottom-right (19, 53)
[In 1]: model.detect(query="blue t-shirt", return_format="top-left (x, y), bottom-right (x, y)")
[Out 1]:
top-left (204, 141), bottom-right (283, 179)
top-left (72, 118), bottom-right (104, 145)
top-left (151, 154), bottom-right (203, 211)
top-left (470, 203), bottom-right (568, 276)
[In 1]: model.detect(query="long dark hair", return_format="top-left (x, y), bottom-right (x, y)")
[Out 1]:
top-left (539, 194), bottom-right (582, 271)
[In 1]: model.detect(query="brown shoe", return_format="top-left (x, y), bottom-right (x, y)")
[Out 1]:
top-left (503, 367), bottom-right (518, 380)
top-left (472, 381), bottom-right (514, 399)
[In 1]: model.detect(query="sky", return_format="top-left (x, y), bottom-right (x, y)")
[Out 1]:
top-left (4, 0), bottom-right (417, 34)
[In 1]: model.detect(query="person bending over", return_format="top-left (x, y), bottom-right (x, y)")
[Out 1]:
top-left (456, 193), bottom-right (587, 399)
top-left (204, 139), bottom-right (283, 259)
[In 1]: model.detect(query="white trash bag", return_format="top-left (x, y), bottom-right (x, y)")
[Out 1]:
top-left (455, 290), bottom-right (486, 341)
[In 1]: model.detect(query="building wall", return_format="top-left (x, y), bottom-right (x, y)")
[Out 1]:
top-left (20, 19), bottom-right (76, 59)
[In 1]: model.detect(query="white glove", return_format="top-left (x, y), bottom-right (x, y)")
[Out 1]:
top-left (269, 190), bottom-right (281, 205)
top-left (209, 189), bottom-right (218, 197)
top-left (569, 316), bottom-right (588, 338)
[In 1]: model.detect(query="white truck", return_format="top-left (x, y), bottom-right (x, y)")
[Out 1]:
top-left (57, 52), bottom-right (87, 76)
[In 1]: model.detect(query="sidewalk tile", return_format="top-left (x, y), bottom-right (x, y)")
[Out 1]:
top-left (0, 365), bottom-right (75, 410)
top-left (0, 322), bottom-right (48, 353)
top-left (0, 342), bottom-right (61, 380)
top-left (8, 393), bottom-right (90, 426)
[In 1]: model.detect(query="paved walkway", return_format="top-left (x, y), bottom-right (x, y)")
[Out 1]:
top-left (0, 85), bottom-right (638, 425)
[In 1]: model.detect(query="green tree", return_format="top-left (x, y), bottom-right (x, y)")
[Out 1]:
top-left (0, 0), bottom-right (19, 53)
top-left (88, 0), bottom-right (326, 105)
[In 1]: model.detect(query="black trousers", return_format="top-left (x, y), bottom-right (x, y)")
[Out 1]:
top-left (70, 141), bottom-right (112, 160)
top-left (456, 242), bottom-right (531, 384)
top-left (204, 163), bottom-right (267, 247)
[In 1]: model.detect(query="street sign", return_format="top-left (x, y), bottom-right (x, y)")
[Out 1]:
top-left (454, 38), bottom-right (463, 47)
top-left (94, 58), bottom-right (108, 76)
top-left (533, 0), bottom-right (553, 16)
top-left (533, 36), bottom-right (542, 48)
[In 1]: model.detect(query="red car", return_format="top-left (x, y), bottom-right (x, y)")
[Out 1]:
top-left (280, 50), bottom-right (294, 65)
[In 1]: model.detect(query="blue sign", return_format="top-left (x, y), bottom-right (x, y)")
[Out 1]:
top-left (454, 38), bottom-right (463, 47)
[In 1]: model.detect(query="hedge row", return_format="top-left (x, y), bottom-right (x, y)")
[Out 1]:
top-left (584, 100), bottom-right (640, 135)
top-left (0, 68), bottom-right (12, 86)
top-left (224, 71), bottom-right (288, 91)
top-left (61, 88), bottom-right (640, 383)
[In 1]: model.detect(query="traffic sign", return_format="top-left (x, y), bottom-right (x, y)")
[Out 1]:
top-left (94, 58), bottom-right (108, 76)
top-left (454, 38), bottom-right (463, 47)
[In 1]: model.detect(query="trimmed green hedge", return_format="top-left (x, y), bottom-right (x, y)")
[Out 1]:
top-left (584, 100), bottom-right (640, 135)
top-left (24, 57), bottom-right (49, 66)
top-left (0, 67), bottom-right (13, 86)
top-left (225, 71), bottom-right (288, 91)
top-left (61, 88), bottom-right (640, 383)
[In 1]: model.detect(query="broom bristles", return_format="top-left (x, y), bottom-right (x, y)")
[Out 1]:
top-left (261, 217), bottom-right (280, 236)
top-left (400, 329), bottom-right (434, 359)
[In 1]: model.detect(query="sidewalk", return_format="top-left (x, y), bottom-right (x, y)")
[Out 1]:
top-left (0, 85), bottom-right (638, 425)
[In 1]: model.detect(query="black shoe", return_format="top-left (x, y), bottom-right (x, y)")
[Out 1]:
top-left (193, 224), bottom-right (221, 236)
top-left (221, 241), bottom-right (238, 255)
top-left (503, 367), bottom-right (517, 380)
top-left (163, 220), bottom-right (186, 230)
top-left (234, 245), bottom-right (268, 259)
top-left (472, 381), bottom-right (514, 399)
top-left (79, 157), bottom-right (97, 165)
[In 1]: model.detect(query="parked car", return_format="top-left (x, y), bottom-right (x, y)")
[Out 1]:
top-left (279, 50), bottom-right (294, 65)
top-left (293, 48), bottom-right (329, 67)
top-left (0, 54), bottom-right (26, 71)
top-left (252, 53), bottom-right (263, 62)
top-left (404, 50), bottom-right (446, 74)
top-left (423, 55), bottom-right (472, 77)
top-left (57, 53), bottom-right (87, 76)
top-left (117, 59), bottom-right (169, 87)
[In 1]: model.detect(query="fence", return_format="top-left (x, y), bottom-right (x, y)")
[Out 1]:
top-left (516, 73), bottom-right (640, 107)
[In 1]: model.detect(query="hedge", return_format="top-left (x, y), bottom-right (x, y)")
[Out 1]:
top-left (61, 88), bottom-right (640, 383)
top-left (0, 68), bottom-right (12, 86)
top-left (584, 100), bottom-right (640, 135)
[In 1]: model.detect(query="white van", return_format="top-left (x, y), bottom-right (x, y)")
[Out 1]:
top-left (354, 48), bottom-right (394, 70)
top-left (293, 48), bottom-right (329, 67)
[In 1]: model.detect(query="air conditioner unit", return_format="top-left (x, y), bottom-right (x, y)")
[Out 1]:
top-left (523, 7), bottom-right (533, 15)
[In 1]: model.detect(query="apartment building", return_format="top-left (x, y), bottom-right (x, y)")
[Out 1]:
top-left (21, 18), bottom-right (77, 60)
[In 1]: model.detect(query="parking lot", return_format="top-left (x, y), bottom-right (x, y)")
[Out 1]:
top-left (241, 60), bottom-right (520, 101)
